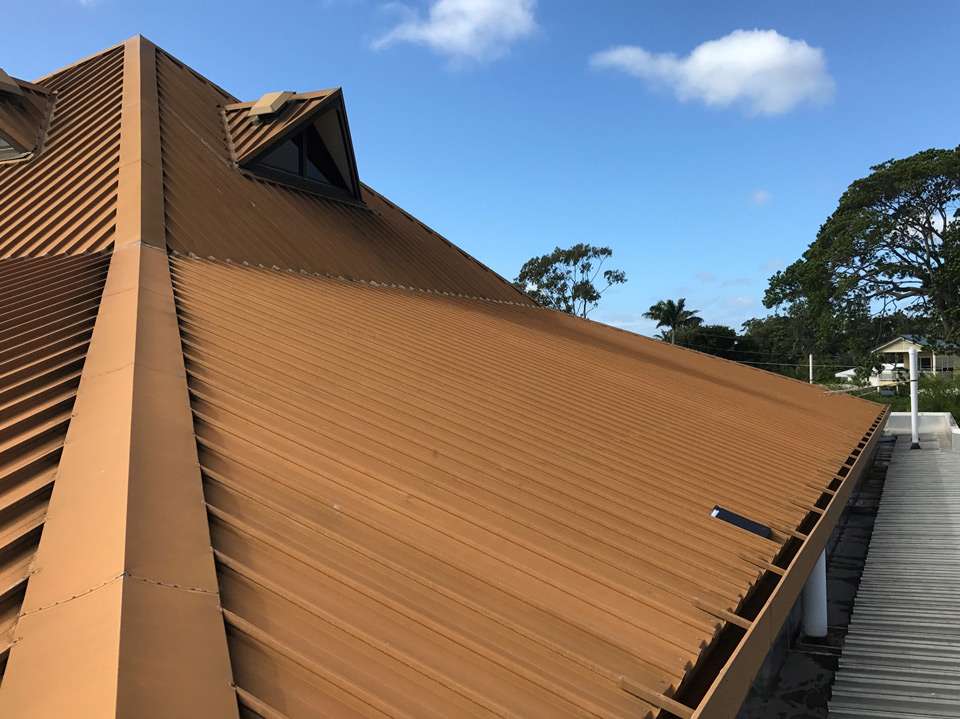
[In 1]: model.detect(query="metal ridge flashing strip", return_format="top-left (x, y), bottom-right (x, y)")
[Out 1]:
top-left (0, 37), bottom-right (238, 718)
top-left (682, 405), bottom-right (890, 719)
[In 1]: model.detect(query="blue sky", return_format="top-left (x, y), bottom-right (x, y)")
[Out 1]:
top-left (6, 1), bottom-right (959, 334)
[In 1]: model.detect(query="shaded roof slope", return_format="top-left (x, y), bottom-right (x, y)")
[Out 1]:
top-left (171, 254), bottom-right (885, 719)
top-left (0, 251), bottom-right (110, 681)
top-left (0, 46), bottom-right (123, 257)
top-left (155, 49), bottom-right (529, 304)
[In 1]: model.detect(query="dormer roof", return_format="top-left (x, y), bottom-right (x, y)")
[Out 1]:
top-left (224, 88), bottom-right (361, 202)
top-left (0, 70), bottom-right (52, 161)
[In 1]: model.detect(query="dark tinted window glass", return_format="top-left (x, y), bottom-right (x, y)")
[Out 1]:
top-left (303, 125), bottom-right (346, 189)
top-left (258, 137), bottom-right (301, 175)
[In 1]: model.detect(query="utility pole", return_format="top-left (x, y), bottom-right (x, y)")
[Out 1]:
top-left (809, 353), bottom-right (814, 384)
top-left (909, 347), bottom-right (921, 449)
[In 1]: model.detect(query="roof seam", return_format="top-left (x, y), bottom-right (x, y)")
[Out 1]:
top-left (170, 249), bottom-right (539, 309)
top-left (14, 570), bottom-right (219, 622)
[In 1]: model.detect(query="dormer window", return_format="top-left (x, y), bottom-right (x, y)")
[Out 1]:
top-left (0, 68), bottom-right (52, 162)
top-left (224, 88), bottom-right (362, 204)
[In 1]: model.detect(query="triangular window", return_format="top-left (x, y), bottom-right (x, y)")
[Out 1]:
top-left (255, 125), bottom-right (349, 193)
top-left (231, 89), bottom-right (362, 204)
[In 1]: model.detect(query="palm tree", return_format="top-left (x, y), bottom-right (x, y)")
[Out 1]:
top-left (644, 298), bottom-right (703, 344)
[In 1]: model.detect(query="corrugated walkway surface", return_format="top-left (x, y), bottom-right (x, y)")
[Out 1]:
top-left (830, 434), bottom-right (960, 718)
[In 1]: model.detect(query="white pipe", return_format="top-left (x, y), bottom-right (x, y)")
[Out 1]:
top-left (808, 353), bottom-right (813, 384)
top-left (802, 550), bottom-right (828, 638)
top-left (909, 347), bottom-right (920, 449)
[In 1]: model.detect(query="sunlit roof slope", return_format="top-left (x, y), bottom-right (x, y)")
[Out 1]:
top-left (0, 35), bottom-right (886, 719)
top-left (170, 255), bottom-right (886, 719)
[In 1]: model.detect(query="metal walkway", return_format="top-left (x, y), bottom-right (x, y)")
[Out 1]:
top-left (830, 434), bottom-right (960, 718)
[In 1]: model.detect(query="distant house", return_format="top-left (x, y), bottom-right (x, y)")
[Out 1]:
top-left (835, 335), bottom-right (959, 386)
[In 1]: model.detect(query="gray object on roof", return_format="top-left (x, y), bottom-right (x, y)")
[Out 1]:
top-left (830, 434), bottom-right (960, 718)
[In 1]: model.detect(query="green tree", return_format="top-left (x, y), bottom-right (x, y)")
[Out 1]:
top-left (514, 244), bottom-right (627, 317)
top-left (674, 324), bottom-right (740, 359)
top-left (643, 298), bottom-right (703, 344)
top-left (766, 147), bottom-right (960, 341)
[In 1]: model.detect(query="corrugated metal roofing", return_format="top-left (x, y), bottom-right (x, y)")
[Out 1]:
top-left (830, 435), bottom-right (960, 719)
top-left (223, 91), bottom-right (336, 165)
top-left (0, 36), bottom-right (889, 718)
top-left (170, 254), bottom-right (885, 719)
top-left (0, 46), bottom-right (123, 258)
top-left (0, 250), bottom-right (109, 680)
top-left (154, 49), bottom-right (530, 304)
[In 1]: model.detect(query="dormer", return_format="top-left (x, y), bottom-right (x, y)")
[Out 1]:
top-left (0, 68), bottom-right (52, 161)
top-left (224, 88), bottom-right (361, 204)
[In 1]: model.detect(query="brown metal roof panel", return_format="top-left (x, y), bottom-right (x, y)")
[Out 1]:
top-left (0, 47), bottom-right (122, 257)
top-left (155, 49), bottom-right (531, 305)
top-left (170, 255), bottom-right (883, 718)
top-left (0, 251), bottom-right (109, 688)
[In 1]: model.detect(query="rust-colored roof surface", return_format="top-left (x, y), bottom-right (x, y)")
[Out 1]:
top-left (155, 49), bottom-right (529, 303)
top-left (223, 91), bottom-right (337, 165)
top-left (0, 47), bottom-right (123, 258)
top-left (170, 254), bottom-right (885, 718)
top-left (0, 251), bottom-right (109, 679)
top-left (0, 36), bottom-right (887, 719)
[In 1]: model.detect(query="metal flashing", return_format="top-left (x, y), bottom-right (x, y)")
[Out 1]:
top-left (0, 36), bottom-right (237, 718)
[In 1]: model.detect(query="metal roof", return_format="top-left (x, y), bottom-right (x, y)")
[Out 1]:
top-left (168, 254), bottom-right (885, 719)
top-left (0, 35), bottom-right (888, 719)
top-left (155, 50), bottom-right (528, 304)
top-left (830, 435), bottom-right (960, 718)
top-left (874, 335), bottom-right (957, 353)
top-left (0, 251), bottom-right (109, 674)
top-left (0, 46), bottom-right (123, 257)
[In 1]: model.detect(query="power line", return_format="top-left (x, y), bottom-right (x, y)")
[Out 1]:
top-left (736, 359), bottom-right (859, 368)
top-left (678, 345), bottom-right (854, 368)
top-left (669, 337), bottom-right (857, 361)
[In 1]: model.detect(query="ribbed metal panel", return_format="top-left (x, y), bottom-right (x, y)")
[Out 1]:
top-left (155, 49), bottom-right (530, 304)
top-left (830, 435), bottom-right (960, 719)
top-left (0, 251), bottom-right (110, 681)
top-left (170, 254), bottom-right (884, 719)
top-left (0, 46), bottom-right (123, 258)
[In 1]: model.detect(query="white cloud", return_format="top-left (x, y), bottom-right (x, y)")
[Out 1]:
top-left (373, 0), bottom-right (537, 62)
top-left (751, 189), bottom-right (772, 205)
top-left (590, 29), bottom-right (834, 116)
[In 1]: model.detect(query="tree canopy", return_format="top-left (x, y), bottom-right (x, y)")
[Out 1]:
top-left (766, 147), bottom-right (960, 342)
top-left (514, 243), bottom-right (627, 317)
top-left (673, 324), bottom-right (742, 359)
top-left (643, 298), bottom-right (702, 343)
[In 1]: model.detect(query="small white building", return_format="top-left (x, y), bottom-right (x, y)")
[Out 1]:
top-left (835, 335), bottom-right (959, 386)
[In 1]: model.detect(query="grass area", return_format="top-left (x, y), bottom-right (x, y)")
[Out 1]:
top-left (869, 374), bottom-right (960, 418)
